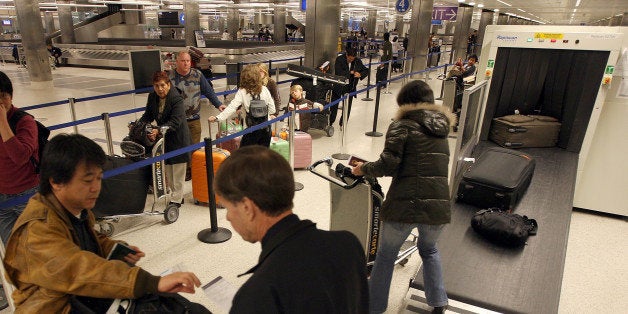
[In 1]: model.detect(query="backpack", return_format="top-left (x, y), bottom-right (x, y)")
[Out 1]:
top-left (245, 94), bottom-right (268, 127)
top-left (8, 110), bottom-right (50, 173)
top-left (470, 208), bottom-right (538, 247)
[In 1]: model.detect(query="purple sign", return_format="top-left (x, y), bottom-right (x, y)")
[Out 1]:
top-left (432, 6), bottom-right (458, 21)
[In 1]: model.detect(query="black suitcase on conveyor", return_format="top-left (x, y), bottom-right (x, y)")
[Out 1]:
top-left (92, 156), bottom-right (151, 218)
top-left (490, 114), bottom-right (561, 148)
top-left (457, 147), bottom-right (535, 210)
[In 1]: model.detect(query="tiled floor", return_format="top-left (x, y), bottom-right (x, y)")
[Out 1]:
top-left (1, 62), bottom-right (626, 313)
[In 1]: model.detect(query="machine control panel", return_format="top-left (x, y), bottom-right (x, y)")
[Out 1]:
top-left (493, 31), bottom-right (622, 51)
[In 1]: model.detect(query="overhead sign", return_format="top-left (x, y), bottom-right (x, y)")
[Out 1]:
top-left (432, 6), bottom-right (458, 21)
top-left (395, 0), bottom-right (411, 13)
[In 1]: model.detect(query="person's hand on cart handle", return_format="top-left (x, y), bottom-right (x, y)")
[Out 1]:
top-left (147, 128), bottom-right (159, 141)
top-left (351, 162), bottom-right (364, 176)
top-left (208, 116), bottom-right (217, 123)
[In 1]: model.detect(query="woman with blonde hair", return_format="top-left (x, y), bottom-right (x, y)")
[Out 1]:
top-left (257, 63), bottom-right (282, 116)
top-left (209, 64), bottom-right (275, 147)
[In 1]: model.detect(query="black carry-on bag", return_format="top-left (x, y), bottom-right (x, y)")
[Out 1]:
top-left (457, 147), bottom-right (535, 210)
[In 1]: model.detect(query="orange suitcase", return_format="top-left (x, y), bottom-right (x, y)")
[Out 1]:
top-left (191, 148), bottom-right (229, 206)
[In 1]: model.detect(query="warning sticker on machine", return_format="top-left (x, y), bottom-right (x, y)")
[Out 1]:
top-left (534, 33), bottom-right (564, 39)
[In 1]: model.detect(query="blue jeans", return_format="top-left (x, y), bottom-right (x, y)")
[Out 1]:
top-left (0, 186), bottom-right (38, 245)
top-left (369, 221), bottom-right (447, 313)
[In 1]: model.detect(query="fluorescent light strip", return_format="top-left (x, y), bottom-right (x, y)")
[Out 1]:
top-left (496, 0), bottom-right (512, 6)
top-left (575, 0), bottom-right (581, 7)
top-left (517, 8), bottom-right (525, 12)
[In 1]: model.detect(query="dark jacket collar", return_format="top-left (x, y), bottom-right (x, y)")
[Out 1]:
top-left (238, 214), bottom-right (315, 277)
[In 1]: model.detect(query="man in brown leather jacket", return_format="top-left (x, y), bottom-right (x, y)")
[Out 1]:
top-left (3, 134), bottom-right (202, 313)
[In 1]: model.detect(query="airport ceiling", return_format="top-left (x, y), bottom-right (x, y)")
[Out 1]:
top-left (0, 0), bottom-right (625, 26)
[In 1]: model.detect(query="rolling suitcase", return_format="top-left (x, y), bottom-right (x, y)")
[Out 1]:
top-left (457, 147), bottom-right (535, 210)
top-left (92, 156), bottom-right (150, 218)
top-left (191, 148), bottom-right (230, 206)
top-left (490, 114), bottom-right (561, 148)
top-left (269, 137), bottom-right (289, 162)
top-left (293, 131), bottom-right (312, 169)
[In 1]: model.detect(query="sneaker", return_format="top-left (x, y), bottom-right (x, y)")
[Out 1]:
top-left (432, 305), bottom-right (447, 314)
top-left (185, 172), bottom-right (192, 181)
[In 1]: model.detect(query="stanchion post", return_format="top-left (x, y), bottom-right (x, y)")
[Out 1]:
top-left (365, 84), bottom-right (383, 137)
top-left (331, 95), bottom-right (350, 160)
top-left (275, 63), bottom-right (280, 82)
top-left (288, 111), bottom-right (304, 191)
top-left (299, 56), bottom-right (303, 66)
top-left (236, 62), bottom-right (242, 86)
top-left (362, 54), bottom-right (373, 101)
top-left (101, 113), bottom-right (114, 155)
top-left (68, 97), bottom-right (79, 134)
top-left (197, 137), bottom-right (232, 244)
top-left (268, 60), bottom-right (273, 76)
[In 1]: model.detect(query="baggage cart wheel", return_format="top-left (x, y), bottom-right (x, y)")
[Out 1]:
top-left (164, 204), bottom-right (179, 224)
top-left (324, 125), bottom-right (334, 137)
top-left (99, 222), bottom-right (114, 237)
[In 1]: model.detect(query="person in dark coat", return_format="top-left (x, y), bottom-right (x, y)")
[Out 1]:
top-left (214, 146), bottom-right (369, 314)
top-left (330, 47), bottom-right (369, 127)
top-left (139, 71), bottom-right (191, 208)
top-left (351, 80), bottom-right (456, 314)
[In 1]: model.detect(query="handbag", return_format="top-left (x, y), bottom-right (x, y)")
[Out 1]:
top-left (123, 293), bottom-right (211, 314)
top-left (470, 208), bottom-right (538, 247)
top-left (71, 293), bottom-right (211, 314)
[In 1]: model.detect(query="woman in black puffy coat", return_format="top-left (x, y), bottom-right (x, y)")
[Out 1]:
top-left (351, 80), bottom-right (455, 313)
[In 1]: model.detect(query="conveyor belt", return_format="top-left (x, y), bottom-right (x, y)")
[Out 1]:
top-left (0, 40), bottom-right (305, 72)
top-left (410, 141), bottom-right (578, 314)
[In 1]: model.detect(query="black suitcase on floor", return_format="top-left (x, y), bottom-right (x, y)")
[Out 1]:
top-left (376, 66), bottom-right (388, 87)
top-left (92, 156), bottom-right (151, 218)
top-left (457, 147), bottom-right (535, 210)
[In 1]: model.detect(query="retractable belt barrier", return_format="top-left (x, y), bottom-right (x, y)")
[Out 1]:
top-left (0, 54), bottom-right (452, 210)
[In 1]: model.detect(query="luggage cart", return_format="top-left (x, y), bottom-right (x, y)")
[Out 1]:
top-left (290, 77), bottom-right (335, 137)
top-left (309, 158), bottom-right (417, 270)
top-left (94, 125), bottom-right (179, 236)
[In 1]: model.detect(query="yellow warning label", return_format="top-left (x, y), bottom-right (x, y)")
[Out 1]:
top-left (534, 33), bottom-right (564, 39)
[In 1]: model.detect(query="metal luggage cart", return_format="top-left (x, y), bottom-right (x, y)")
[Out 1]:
top-left (96, 125), bottom-right (179, 236)
top-left (309, 158), bottom-right (417, 270)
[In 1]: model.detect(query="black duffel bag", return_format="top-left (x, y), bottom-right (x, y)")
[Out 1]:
top-left (471, 208), bottom-right (538, 247)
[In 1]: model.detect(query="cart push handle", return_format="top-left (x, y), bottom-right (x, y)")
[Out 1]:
top-left (308, 158), bottom-right (364, 189)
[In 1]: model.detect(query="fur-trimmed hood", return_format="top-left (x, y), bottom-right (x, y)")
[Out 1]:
top-left (394, 103), bottom-right (457, 138)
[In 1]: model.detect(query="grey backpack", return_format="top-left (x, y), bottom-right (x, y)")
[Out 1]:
top-left (246, 94), bottom-right (268, 126)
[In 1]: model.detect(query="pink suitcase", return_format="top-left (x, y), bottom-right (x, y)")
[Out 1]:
top-left (293, 131), bottom-right (312, 169)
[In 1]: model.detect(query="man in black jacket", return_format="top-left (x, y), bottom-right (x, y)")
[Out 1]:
top-left (214, 146), bottom-right (369, 314)
top-left (330, 48), bottom-right (369, 128)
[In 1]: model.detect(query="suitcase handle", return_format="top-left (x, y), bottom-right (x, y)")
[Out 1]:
top-left (505, 142), bottom-right (524, 147)
top-left (507, 127), bottom-right (527, 133)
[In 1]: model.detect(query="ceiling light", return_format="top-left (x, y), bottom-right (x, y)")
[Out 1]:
top-left (575, 0), bottom-right (581, 7)
top-left (517, 8), bottom-right (525, 12)
top-left (494, 9), bottom-right (499, 12)
top-left (469, 2), bottom-right (476, 5)
top-left (458, 0), bottom-right (465, 3)
top-left (478, 4), bottom-right (484, 8)
top-left (496, 0), bottom-right (512, 6)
